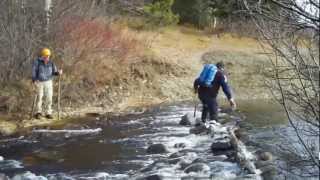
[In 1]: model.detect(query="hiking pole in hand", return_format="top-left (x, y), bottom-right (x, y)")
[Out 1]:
top-left (57, 73), bottom-right (62, 121)
top-left (193, 93), bottom-right (197, 118)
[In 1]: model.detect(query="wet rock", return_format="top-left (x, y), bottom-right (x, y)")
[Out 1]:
top-left (0, 174), bottom-right (9, 180)
top-left (146, 144), bottom-right (168, 154)
top-left (12, 171), bottom-right (47, 180)
top-left (179, 159), bottom-right (190, 170)
top-left (140, 160), bottom-right (168, 173)
top-left (169, 152), bottom-right (183, 159)
top-left (179, 114), bottom-right (194, 126)
top-left (255, 160), bottom-right (275, 169)
top-left (257, 151), bottom-right (273, 161)
top-left (168, 157), bottom-right (182, 164)
top-left (174, 143), bottom-right (186, 149)
top-left (190, 123), bottom-right (209, 135)
top-left (184, 163), bottom-right (210, 173)
top-left (191, 158), bottom-right (207, 164)
top-left (211, 140), bottom-right (232, 151)
top-left (144, 174), bottom-right (163, 180)
top-left (260, 165), bottom-right (277, 180)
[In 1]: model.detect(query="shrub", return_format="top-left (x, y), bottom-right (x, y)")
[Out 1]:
top-left (143, 0), bottom-right (179, 27)
top-left (52, 17), bottom-right (143, 103)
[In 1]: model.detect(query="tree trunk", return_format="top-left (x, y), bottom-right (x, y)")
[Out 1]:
top-left (44, 0), bottom-right (52, 37)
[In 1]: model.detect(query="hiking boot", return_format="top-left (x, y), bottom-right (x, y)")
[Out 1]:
top-left (45, 114), bottom-right (53, 119)
top-left (35, 113), bottom-right (42, 119)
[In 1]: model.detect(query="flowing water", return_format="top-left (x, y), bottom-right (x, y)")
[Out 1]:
top-left (0, 100), bottom-right (317, 179)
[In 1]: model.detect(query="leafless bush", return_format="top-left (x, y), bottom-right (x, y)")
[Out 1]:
top-left (242, 0), bottom-right (319, 178)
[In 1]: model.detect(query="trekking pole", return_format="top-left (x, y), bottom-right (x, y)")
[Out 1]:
top-left (57, 73), bottom-right (61, 121)
top-left (193, 93), bottom-right (197, 118)
top-left (30, 84), bottom-right (38, 120)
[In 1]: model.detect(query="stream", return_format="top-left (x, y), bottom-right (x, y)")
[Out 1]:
top-left (0, 100), bottom-right (317, 179)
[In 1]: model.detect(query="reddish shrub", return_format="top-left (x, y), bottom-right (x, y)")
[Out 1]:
top-left (54, 16), bottom-right (142, 87)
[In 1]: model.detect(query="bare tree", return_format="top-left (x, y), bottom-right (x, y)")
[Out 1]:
top-left (242, 0), bottom-right (319, 178)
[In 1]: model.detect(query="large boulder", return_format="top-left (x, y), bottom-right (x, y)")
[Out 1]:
top-left (184, 163), bottom-right (210, 174)
top-left (179, 114), bottom-right (195, 126)
top-left (146, 144), bottom-right (168, 154)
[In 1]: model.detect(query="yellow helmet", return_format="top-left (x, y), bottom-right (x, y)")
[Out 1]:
top-left (41, 48), bottom-right (51, 57)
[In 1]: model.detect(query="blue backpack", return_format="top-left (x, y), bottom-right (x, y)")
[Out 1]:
top-left (198, 64), bottom-right (217, 87)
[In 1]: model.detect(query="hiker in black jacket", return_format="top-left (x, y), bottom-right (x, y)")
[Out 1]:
top-left (194, 62), bottom-right (236, 123)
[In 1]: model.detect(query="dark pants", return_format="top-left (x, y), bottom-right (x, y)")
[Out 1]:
top-left (199, 96), bottom-right (218, 122)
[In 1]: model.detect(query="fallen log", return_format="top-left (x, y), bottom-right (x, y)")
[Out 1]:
top-left (228, 127), bottom-right (259, 174)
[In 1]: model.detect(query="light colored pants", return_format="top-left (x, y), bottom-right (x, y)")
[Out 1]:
top-left (36, 80), bottom-right (53, 115)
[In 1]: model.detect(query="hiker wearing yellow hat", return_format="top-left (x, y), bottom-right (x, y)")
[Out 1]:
top-left (32, 48), bottom-right (62, 119)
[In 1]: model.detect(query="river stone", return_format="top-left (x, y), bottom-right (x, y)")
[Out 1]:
top-left (190, 123), bottom-right (209, 135)
top-left (169, 152), bottom-right (183, 159)
top-left (191, 158), bottom-right (207, 164)
top-left (260, 165), bottom-right (277, 180)
top-left (146, 144), bottom-right (168, 154)
top-left (211, 140), bottom-right (232, 151)
top-left (258, 152), bottom-right (273, 161)
top-left (179, 159), bottom-right (190, 170)
top-left (140, 160), bottom-right (168, 173)
top-left (174, 143), bottom-right (186, 149)
top-left (179, 114), bottom-right (194, 126)
top-left (168, 157), bottom-right (182, 164)
top-left (184, 163), bottom-right (210, 173)
top-left (255, 160), bottom-right (275, 169)
top-left (144, 174), bottom-right (163, 180)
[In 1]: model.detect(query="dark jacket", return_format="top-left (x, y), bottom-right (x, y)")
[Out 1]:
top-left (194, 70), bottom-right (232, 100)
top-left (32, 58), bottom-right (58, 82)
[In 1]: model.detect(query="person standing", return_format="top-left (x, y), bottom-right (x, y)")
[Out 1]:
top-left (194, 62), bottom-right (236, 123)
top-left (32, 48), bottom-right (62, 119)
